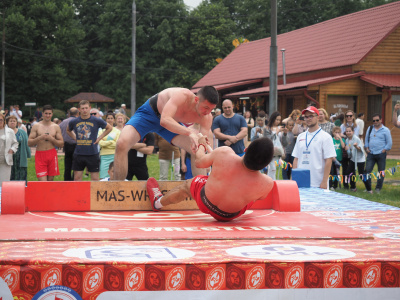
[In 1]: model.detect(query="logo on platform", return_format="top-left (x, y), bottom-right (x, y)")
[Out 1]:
top-left (246, 266), bottom-right (264, 289)
top-left (1, 268), bottom-right (19, 292)
top-left (286, 265), bottom-right (303, 288)
top-left (324, 265), bottom-right (342, 288)
top-left (328, 218), bottom-right (376, 224)
top-left (167, 267), bottom-right (185, 290)
top-left (226, 244), bottom-right (356, 261)
top-left (63, 246), bottom-right (195, 262)
top-left (206, 267), bottom-right (225, 290)
top-left (32, 285), bottom-right (82, 300)
top-left (42, 268), bottom-right (61, 288)
top-left (83, 267), bottom-right (103, 294)
top-left (363, 265), bottom-right (380, 288)
top-left (125, 267), bottom-right (144, 291)
top-left (374, 232), bottom-right (400, 239)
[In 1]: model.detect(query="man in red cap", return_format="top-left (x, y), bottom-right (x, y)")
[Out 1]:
top-left (292, 106), bottom-right (336, 189)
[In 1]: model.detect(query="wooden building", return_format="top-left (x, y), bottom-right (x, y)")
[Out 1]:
top-left (192, 2), bottom-right (400, 154)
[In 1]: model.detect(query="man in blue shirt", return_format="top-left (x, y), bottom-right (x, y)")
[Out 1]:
top-left (67, 100), bottom-right (112, 181)
top-left (364, 113), bottom-right (392, 193)
top-left (212, 99), bottom-right (248, 156)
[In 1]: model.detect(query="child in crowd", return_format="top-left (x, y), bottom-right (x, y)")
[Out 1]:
top-left (344, 126), bottom-right (369, 192)
top-left (100, 162), bottom-right (115, 181)
top-left (330, 126), bottom-right (345, 190)
top-left (279, 119), bottom-right (295, 179)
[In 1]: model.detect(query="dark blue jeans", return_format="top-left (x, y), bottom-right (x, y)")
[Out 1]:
top-left (365, 152), bottom-right (387, 191)
top-left (282, 153), bottom-right (294, 180)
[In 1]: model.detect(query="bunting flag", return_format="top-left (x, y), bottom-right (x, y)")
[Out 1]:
top-left (328, 162), bottom-right (399, 182)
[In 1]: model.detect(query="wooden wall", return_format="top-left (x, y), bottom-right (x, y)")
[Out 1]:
top-left (354, 25), bottom-right (400, 73)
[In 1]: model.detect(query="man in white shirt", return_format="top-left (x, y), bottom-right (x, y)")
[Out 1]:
top-left (355, 112), bottom-right (365, 141)
top-left (292, 106), bottom-right (336, 189)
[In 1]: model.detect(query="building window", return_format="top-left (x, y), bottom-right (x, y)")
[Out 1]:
top-left (327, 95), bottom-right (357, 116)
top-left (367, 95), bottom-right (382, 121)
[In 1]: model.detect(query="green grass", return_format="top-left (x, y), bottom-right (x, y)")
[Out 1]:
top-left (333, 159), bottom-right (400, 208)
top-left (27, 153), bottom-right (162, 182)
top-left (28, 155), bottom-right (400, 207)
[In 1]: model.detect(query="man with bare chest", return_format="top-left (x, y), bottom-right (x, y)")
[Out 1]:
top-left (147, 136), bottom-right (275, 221)
top-left (114, 86), bottom-right (219, 180)
top-left (28, 105), bottom-right (64, 181)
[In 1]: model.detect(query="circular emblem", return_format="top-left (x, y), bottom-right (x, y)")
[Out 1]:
top-left (343, 264), bottom-right (361, 288)
top-left (362, 265), bottom-right (380, 288)
top-left (226, 265), bottom-right (244, 289)
top-left (1, 267), bottom-right (19, 291)
top-left (104, 267), bottom-right (123, 291)
top-left (206, 267), bottom-right (225, 290)
top-left (62, 266), bottom-right (83, 295)
top-left (32, 285), bottom-right (82, 300)
top-left (381, 264), bottom-right (399, 287)
top-left (42, 268), bottom-right (62, 288)
top-left (304, 264), bottom-right (323, 288)
top-left (246, 266), bottom-right (264, 289)
top-left (21, 268), bottom-right (41, 295)
top-left (285, 265), bottom-right (303, 288)
top-left (125, 267), bottom-right (145, 291)
top-left (83, 267), bottom-right (103, 294)
top-left (166, 267), bottom-right (185, 290)
top-left (265, 265), bottom-right (284, 289)
top-left (145, 266), bottom-right (165, 291)
top-left (186, 266), bottom-right (205, 290)
top-left (324, 265), bottom-right (342, 288)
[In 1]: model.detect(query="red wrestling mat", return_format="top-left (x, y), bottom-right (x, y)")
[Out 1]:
top-left (0, 210), bottom-right (370, 241)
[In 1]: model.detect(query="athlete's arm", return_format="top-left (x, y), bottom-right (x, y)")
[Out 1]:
top-left (320, 157), bottom-right (333, 189)
top-left (235, 127), bottom-right (248, 142)
top-left (160, 93), bottom-right (192, 137)
top-left (194, 142), bottom-right (215, 169)
top-left (66, 124), bottom-right (76, 141)
top-left (255, 175), bottom-right (274, 201)
top-left (50, 125), bottom-right (64, 148)
top-left (27, 124), bottom-right (43, 147)
top-left (293, 157), bottom-right (298, 169)
top-left (161, 93), bottom-right (199, 152)
top-left (137, 145), bottom-right (154, 155)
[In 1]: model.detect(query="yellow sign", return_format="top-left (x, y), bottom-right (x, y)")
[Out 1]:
top-left (90, 181), bottom-right (197, 211)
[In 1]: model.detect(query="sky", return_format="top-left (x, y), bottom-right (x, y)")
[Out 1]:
top-left (183, 0), bottom-right (202, 9)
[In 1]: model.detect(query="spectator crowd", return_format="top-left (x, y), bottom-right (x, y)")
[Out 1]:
top-left (0, 100), bottom-right (397, 195)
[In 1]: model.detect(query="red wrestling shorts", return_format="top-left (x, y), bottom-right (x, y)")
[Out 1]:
top-left (35, 148), bottom-right (60, 177)
top-left (190, 175), bottom-right (252, 222)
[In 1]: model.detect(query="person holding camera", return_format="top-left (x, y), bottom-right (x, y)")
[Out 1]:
top-left (279, 119), bottom-right (296, 179)
top-left (250, 116), bottom-right (267, 141)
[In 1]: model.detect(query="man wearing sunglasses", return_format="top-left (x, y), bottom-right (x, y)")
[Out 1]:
top-left (364, 114), bottom-right (392, 194)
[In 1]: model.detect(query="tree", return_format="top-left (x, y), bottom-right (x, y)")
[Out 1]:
top-left (3, 0), bottom-right (85, 109)
top-left (188, 2), bottom-right (236, 76)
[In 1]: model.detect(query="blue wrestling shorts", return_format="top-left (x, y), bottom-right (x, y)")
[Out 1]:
top-left (126, 94), bottom-right (184, 144)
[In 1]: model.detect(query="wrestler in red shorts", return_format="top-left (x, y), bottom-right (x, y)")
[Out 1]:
top-left (147, 134), bottom-right (274, 222)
